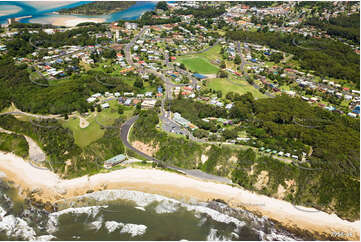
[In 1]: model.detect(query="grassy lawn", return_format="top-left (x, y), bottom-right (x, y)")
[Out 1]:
top-left (61, 100), bottom-right (125, 148)
top-left (29, 71), bottom-right (42, 80)
top-left (207, 78), bottom-right (268, 99)
top-left (340, 99), bottom-right (350, 108)
top-left (79, 61), bottom-right (91, 71)
top-left (265, 61), bottom-right (277, 68)
top-left (175, 44), bottom-right (222, 74)
top-left (279, 85), bottom-right (291, 91)
top-left (197, 44), bottom-right (222, 61)
top-left (177, 57), bottom-right (219, 74)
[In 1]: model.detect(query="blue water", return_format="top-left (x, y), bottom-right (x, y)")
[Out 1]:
top-left (0, 1), bottom-right (156, 24)
top-left (107, 1), bottom-right (157, 21)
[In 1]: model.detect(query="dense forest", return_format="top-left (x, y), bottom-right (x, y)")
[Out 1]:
top-left (9, 22), bottom-right (54, 29)
top-left (174, 6), bottom-right (226, 18)
top-left (59, 1), bottom-right (135, 15)
top-left (131, 109), bottom-right (203, 169)
top-left (0, 115), bottom-right (125, 178)
top-left (303, 13), bottom-right (360, 44)
top-left (0, 115), bottom-right (80, 171)
top-left (168, 94), bottom-right (360, 179)
top-left (133, 98), bottom-right (360, 220)
top-left (226, 30), bottom-right (360, 87)
top-left (5, 25), bottom-right (107, 57)
top-left (0, 133), bottom-right (28, 158)
top-left (137, 11), bottom-right (181, 26)
top-left (0, 58), bottom-right (161, 115)
top-left (232, 149), bottom-right (360, 221)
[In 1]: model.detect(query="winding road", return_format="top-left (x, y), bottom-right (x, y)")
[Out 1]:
top-left (120, 116), bottom-right (232, 184)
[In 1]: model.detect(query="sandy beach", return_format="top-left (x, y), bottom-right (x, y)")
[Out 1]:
top-left (25, 2), bottom-right (76, 11)
top-left (29, 15), bottom-right (106, 27)
top-left (0, 151), bottom-right (359, 240)
top-left (0, 5), bottom-right (21, 17)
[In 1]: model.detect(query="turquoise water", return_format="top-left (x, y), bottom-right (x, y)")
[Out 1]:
top-left (0, 1), bottom-right (156, 24)
top-left (106, 2), bottom-right (157, 21)
top-left (0, 179), bottom-right (307, 241)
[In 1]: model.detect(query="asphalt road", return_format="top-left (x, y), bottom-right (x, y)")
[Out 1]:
top-left (125, 27), bottom-right (149, 66)
top-left (120, 116), bottom-right (232, 184)
top-left (237, 41), bottom-right (275, 98)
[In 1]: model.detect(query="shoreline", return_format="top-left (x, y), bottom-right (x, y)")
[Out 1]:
top-left (0, 151), bottom-right (359, 241)
top-left (28, 15), bottom-right (106, 27)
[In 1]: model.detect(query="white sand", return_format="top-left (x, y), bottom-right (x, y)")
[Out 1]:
top-left (0, 151), bottom-right (359, 240)
top-left (24, 2), bottom-right (76, 11)
top-left (0, 5), bottom-right (21, 17)
top-left (29, 15), bottom-right (105, 27)
top-left (62, 18), bottom-right (105, 27)
top-left (0, 128), bottom-right (45, 162)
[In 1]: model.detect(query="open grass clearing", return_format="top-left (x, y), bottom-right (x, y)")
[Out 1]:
top-left (207, 78), bottom-right (268, 99)
top-left (61, 100), bottom-right (126, 148)
top-left (177, 57), bottom-right (219, 74)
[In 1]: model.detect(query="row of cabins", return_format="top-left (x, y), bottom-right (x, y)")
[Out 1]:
top-left (87, 92), bottom-right (158, 109)
top-left (87, 91), bottom-right (155, 102)
top-left (202, 117), bottom-right (233, 125)
top-left (259, 147), bottom-right (300, 160)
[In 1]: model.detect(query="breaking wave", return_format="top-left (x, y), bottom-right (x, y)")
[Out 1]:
top-left (104, 221), bottom-right (147, 237)
top-left (0, 185), bottom-right (305, 241)
top-left (47, 205), bottom-right (107, 234)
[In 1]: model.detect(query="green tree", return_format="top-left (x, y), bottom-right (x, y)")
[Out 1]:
top-left (96, 104), bottom-right (102, 112)
top-left (156, 1), bottom-right (168, 11)
top-left (179, 63), bottom-right (186, 70)
top-left (217, 70), bottom-right (228, 78)
top-left (118, 106), bottom-right (124, 114)
top-left (216, 90), bottom-right (222, 98)
top-left (234, 54), bottom-right (241, 64)
top-left (220, 60), bottom-right (226, 69)
top-left (134, 79), bottom-right (144, 89)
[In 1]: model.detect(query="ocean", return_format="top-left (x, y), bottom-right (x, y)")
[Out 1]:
top-left (0, 1), bottom-right (157, 25)
top-left (0, 177), bottom-right (310, 241)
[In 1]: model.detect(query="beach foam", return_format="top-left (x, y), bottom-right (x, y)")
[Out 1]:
top-left (105, 221), bottom-right (124, 233)
top-left (36, 235), bottom-right (57, 241)
top-left (120, 223), bottom-right (147, 237)
top-left (206, 228), bottom-right (230, 241)
top-left (72, 189), bottom-right (180, 208)
top-left (64, 189), bottom-right (246, 229)
top-left (88, 216), bottom-right (103, 231)
top-left (47, 206), bottom-right (106, 234)
top-left (185, 204), bottom-right (246, 229)
top-left (154, 199), bottom-right (180, 214)
top-left (0, 206), bottom-right (36, 240)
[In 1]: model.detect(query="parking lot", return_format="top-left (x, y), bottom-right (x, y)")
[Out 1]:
top-left (160, 113), bottom-right (188, 136)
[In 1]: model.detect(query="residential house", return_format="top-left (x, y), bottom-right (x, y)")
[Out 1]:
top-left (141, 99), bottom-right (157, 109)
top-left (104, 154), bottom-right (127, 169)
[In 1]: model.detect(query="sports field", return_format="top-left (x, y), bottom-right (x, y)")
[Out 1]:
top-left (207, 78), bottom-right (268, 99)
top-left (177, 57), bottom-right (219, 74)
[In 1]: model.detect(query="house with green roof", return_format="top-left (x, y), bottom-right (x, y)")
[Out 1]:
top-left (104, 154), bottom-right (127, 169)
